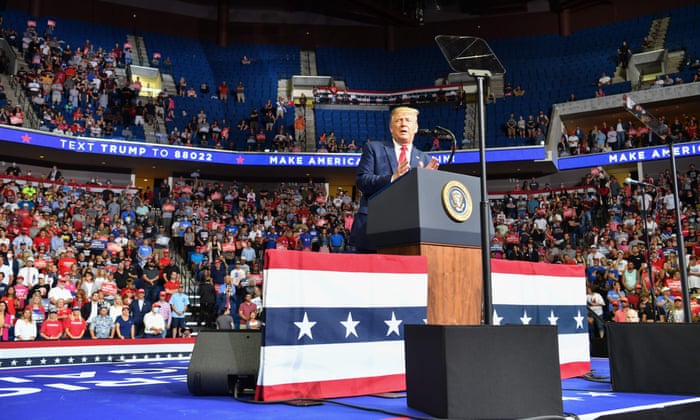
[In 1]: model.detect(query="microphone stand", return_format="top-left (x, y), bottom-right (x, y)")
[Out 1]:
top-left (434, 126), bottom-right (456, 165)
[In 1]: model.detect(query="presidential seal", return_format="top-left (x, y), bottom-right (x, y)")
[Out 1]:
top-left (442, 180), bottom-right (472, 222)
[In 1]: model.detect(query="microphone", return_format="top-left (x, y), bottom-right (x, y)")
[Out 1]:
top-left (625, 177), bottom-right (655, 187)
top-left (417, 128), bottom-right (441, 136)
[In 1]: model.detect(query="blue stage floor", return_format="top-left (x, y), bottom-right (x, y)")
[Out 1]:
top-left (1, 357), bottom-right (699, 419)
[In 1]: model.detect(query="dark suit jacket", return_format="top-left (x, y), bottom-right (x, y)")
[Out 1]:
top-left (215, 292), bottom-right (236, 316)
top-left (349, 140), bottom-right (434, 252)
top-left (130, 299), bottom-right (152, 324)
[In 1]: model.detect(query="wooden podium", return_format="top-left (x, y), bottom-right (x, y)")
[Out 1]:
top-left (367, 168), bottom-right (482, 325)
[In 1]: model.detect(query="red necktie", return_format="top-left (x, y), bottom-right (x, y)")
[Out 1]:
top-left (399, 145), bottom-right (407, 165)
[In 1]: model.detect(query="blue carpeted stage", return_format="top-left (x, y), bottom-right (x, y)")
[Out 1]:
top-left (1, 356), bottom-right (699, 419)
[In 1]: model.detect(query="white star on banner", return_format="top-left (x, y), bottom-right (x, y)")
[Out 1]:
top-left (520, 310), bottom-right (532, 325)
top-left (384, 311), bottom-right (402, 337)
top-left (11, 360), bottom-right (17, 366)
top-left (547, 310), bottom-right (559, 326)
top-left (107, 356), bottom-right (113, 362)
top-left (25, 359), bottom-right (32, 365)
top-left (94, 356), bottom-right (101, 362)
top-left (40, 358), bottom-right (47, 365)
top-left (492, 309), bottom-right (503, 325)
top-left (294, 312), bottom-right (317, 340)
top-left (574, 310), bottom-right (585, 329)
top-left (340, 312), bottom-right (360, 338)
top-left (81, 357), bottom-right (87, 362)
top-left (55, 358), bottom-right (61, 364)
top-left (68, 357), bottom-right (74, 363)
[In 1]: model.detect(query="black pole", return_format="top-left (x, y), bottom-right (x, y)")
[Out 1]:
top-left (638, 185), bottom-right (657, 321)
top-left (475, 75), bottom-right (493, 325)
top-left (668, 141), bottom-right (692, 322)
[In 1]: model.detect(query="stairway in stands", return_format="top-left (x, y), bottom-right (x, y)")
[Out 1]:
top-left (613, 16), bottom-right (672, 84)
top-left (127, 34), bottom-right (169, 143)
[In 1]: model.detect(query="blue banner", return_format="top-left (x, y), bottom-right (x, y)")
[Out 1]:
top-left (0, 126), bottom-right (544, 168)
top-left (557, 141), bottom-right (700, 170)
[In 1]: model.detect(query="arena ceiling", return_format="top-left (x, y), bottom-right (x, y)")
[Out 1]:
top-left (109, 0), bottom-right (610, 27)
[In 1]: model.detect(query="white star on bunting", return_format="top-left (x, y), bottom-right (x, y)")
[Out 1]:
top-left (574, 310), bottom-right (585, 329)
top-left (340, 312), bottom-right (360, 338)
top-left (492, 309), bottom-right (503, 325)
top-left (384, 312), bottom-right (402, 337)
top-left (294, 312), bottom-right (317, 340)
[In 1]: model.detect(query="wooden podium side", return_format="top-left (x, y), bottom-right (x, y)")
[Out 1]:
top-left (379, 243), bottom-right (482, 325)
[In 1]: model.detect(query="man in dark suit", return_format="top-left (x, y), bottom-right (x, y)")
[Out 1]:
top-left (130, 288), bottom-right (152, 337)
top-left (349, 106), bottom-right (439, 252)
top-left (46, 165), bottom-right (62, 181)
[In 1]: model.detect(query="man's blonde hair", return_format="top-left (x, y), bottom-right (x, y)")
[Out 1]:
top-left (390, 106), bottom-right (419, 118)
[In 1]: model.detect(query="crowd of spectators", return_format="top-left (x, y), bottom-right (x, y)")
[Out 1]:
top-left (1, 19), bottom-right (300, 152)
top-left (164, 94), bottom-right (299, 152)
top-left (3, 20), bottom-right (158, 139)
top-left (0, 155), bottom-right (699, 344)
top-left (0, 162), bottom-right (362, 341)
top-left (504, 110), bottom-right (550, 145)
top-left (488, 166), bottom-right (700, 334)
top-left (558, 114), bottom-right (699, 157)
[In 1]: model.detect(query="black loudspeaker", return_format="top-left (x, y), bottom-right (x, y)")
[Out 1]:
top-left (608, 323), bottom-right (700, 395)
top-left (187, 330), bottom-right (262, 396)
top-left (405, 325), bottom-right (563, 420)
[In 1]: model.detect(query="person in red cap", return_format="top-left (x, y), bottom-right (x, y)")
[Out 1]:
top-left (613, 297), bottom-right (639, 323)
top-left (668, 297), bottom-right (686, 323)
top-left (155, 291), bottom-right (172, 329)
top-left (143, 302), bottom-right (165, 338)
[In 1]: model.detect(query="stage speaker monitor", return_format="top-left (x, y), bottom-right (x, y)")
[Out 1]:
top-left (608, 323), bottom-right (700, 395)
top-left (187, 330), bottom-right (262, 396)
top-left (405, 324), bottom-right (563, 420)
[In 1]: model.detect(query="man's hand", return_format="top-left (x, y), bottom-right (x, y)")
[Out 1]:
top-left (421, 157), bottom-right (440, 170)
top-left (391, 157), bottom-right (410, 182)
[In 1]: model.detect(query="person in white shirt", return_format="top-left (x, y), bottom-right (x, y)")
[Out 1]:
top-left (14, 307), bottom-right (37, 341)
top-left (48, 277), bottom-right (73, 307)
top-left (143, 303), bottom-right (166, 338)
top-left (17, 257), bottom-right (40, 287)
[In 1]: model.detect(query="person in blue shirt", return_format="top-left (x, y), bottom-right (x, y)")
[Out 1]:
top-left (264, 229), bottom-right (278, 249)
top-left (169, 285), bottom-right (190, 338)
top-left (308, 226), bottom-right (320, 251)
top-left (115, 306), bottom-right (135, 339)
top-left (136, 238), bottom-right (153, 267)
top-left (299, 228), bottom-right (312, 251)
top-left (120, 206), bottom-right (136, 225)
top-left (329, 226), bottom-right (346, 253)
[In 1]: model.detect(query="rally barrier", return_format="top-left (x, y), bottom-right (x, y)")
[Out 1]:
top-left (0, 338), bottom-right (195, 368)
